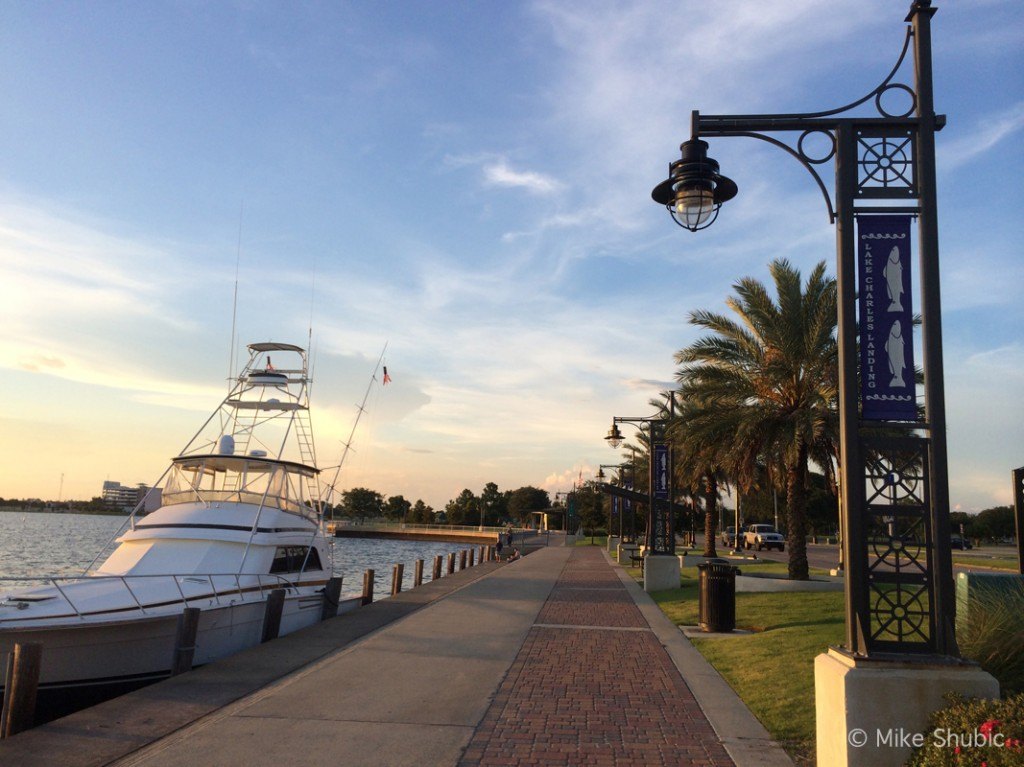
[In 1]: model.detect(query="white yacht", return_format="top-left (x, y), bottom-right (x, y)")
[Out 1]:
top-left (0, 343), bottom-right (338, 723)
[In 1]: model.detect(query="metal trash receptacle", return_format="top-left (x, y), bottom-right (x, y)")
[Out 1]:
top-left (698, 560), bottom-right (737, 632)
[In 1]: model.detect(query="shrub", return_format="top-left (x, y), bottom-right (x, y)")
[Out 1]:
top-left (906, 693), bottom-right (1024, 766)
top-left (957, 578), bottom-right (1024, 695)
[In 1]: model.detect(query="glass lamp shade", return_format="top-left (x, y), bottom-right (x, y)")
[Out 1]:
top-left (671, 186), bottom-right (716, 230)
top-left (605, 425), bottom-right (624, 449)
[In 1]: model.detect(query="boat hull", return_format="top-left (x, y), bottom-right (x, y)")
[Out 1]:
top-left (0, 591), bottom-right (325, 726)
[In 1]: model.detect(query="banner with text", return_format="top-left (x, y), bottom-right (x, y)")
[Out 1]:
top-left (858, 215), bottom-right (917, 421)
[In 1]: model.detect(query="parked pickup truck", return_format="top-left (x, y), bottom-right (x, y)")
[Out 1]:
top-left (744, 524), bottom-right (785, 552)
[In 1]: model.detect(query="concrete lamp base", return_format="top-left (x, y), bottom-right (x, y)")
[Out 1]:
top-left (616, 542), bottom-right (638, 564)
top-left (815, 647), bottom-right (999, 767)
top-left (643, 554), bottom-right (681, 593)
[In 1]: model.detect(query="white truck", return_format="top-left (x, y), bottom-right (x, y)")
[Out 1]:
top-left (743, 524), bottom-right (785, 552)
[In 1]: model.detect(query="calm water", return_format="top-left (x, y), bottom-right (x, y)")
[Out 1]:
top-left (0, 511), bottom-right (471, 600)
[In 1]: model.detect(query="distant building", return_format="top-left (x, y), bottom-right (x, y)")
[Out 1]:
top-left (101, 481), bottom-right (151, 510)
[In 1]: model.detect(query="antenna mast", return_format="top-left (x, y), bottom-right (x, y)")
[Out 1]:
top-left (326, 343), bottom-right (388, 505)
top-left (227, 202), bottom-right (243, 388)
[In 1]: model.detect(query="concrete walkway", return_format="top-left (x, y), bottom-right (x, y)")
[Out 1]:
top-left (0, 545), bottom-right (793, 767)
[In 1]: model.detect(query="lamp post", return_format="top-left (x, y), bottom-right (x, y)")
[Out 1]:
top-left (605, 414), bottom-right (674, 556)
top-left (653, 0), bottom-right (955, 660)
top-left (651, 6), bottom-right (1002, 764)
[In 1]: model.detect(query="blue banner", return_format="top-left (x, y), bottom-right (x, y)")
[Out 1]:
top-left (858, 215), bottom-right (916, 421)
top-left (654, 444), bottom-right (669, 500)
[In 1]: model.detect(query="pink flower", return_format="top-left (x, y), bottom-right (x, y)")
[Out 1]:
top-left (979, 719), bottom-right (1001, 737)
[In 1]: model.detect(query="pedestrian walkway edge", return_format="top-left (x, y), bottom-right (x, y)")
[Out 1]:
top-left (606, 551), bottom-right (795, 767)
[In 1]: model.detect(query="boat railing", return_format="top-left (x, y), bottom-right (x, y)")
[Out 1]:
top-left (326, 521), bottom-right (516, 535)
top-left (0, 572), bottom-right (308, 621)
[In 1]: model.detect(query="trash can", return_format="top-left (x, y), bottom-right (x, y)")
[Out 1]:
top-left (698, 560), bottom-right (738, 632)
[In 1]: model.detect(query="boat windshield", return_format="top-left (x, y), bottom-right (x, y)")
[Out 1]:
top-left (161, 456), bottom-right (319, 521)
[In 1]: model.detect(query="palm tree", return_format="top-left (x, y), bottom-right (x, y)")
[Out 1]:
top-left (674, 259), bottom-right (838, 580)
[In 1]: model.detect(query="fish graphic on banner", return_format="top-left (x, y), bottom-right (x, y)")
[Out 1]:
top-left (858, 215), bottom-right (917, 421)
top-left (654, 444), bottom-right (669, 500)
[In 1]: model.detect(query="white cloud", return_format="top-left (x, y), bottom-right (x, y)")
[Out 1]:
top-left (937, 101), bottom-right (1024, 172)
top-left (482, 159), bottom-right (563, 194)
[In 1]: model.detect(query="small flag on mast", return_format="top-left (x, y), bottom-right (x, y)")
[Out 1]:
top-left (382, 366), bottom-right (392, 385)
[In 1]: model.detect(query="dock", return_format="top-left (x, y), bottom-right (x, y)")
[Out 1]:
top-left (0, 540), bottom-right (792, 766)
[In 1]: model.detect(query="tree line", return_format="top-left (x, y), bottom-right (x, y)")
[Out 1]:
top-left (328, 483), bottom-right (553, 527)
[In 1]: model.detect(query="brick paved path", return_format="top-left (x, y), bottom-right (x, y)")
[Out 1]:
top-left (459, 548), bottom-right (734, 767)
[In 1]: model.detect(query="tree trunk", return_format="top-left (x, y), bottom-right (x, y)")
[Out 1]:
top-left (703, 473), bottom-right (718, 558)
top-left (786, 444), bottom-right (810, 580)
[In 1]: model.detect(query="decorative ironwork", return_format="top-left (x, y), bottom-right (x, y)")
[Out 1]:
top-left (862, 435), bottom-right (935, 652)
top-left (857, 130), bottom-right (917, 197)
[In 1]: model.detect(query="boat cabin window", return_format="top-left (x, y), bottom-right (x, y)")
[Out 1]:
top-left (269, 545), bottom-right (322, 574)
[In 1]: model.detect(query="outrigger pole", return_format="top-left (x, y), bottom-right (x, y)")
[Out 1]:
top-left (324, 342), bottom-right (389, 513)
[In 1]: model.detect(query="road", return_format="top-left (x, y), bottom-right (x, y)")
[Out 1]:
top-left (692, 536), bottom-right (1019, 575)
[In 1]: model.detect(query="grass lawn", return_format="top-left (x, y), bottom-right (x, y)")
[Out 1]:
top-left (650, 566), bottom-right (844, 764)
top-left (953, 554), bottom-right (1020, 571)
top-left (575, 535), bottom-right (608, 548)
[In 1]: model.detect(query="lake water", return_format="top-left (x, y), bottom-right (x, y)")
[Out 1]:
top-left (0, 511), bottom-right (472, 600)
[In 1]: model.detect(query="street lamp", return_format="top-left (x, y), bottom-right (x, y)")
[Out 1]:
top-left (654, 0), bottom-right (955, 661)
top-left (651, 138), bottom-right (737, 231)
top-left (604, 414), bottom-right (674, 556)
top-left (604, 424), bottom-right (624, 449)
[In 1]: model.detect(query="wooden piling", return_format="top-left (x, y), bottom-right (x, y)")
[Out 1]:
top-left (459, 550), bottom-right (467, 571)
top-left (0, 652), bottom-right (12, 737)
top-left (1, 642), bottom-right (42, 738)
top-left (362, 569), bottom-right (375, 605)
top-left (261, 588), bottom-right (286, 643)
top-left (321, 576), bottom-right (343, 621)
top-left (469, 549), bottom-right (476, 567)
top-left (391, 563), bottom-right (404, 595)
top-left (433, 555), bottom-right (443, 580)
top-left (170, 607), bottom-right (201, 676)
top-left (447, 553), bottom-right (456, 574)
top-left (480, 545), bottom-right (487, 562)
top-left (414, 559), bottom-right (424, 587)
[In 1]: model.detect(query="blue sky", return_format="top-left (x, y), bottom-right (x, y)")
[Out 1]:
top-left (1, 0), bottom-right (1021, 513)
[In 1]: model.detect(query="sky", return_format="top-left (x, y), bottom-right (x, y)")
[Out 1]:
top-left (1, 0), bottom-right (1021, 514)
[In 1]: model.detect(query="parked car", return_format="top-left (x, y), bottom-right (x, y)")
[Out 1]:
top-left (950, 534), bottom-right (973, 550)
top-left (721, 526), bottom-right (738, 547)
top-left (744, 524), bottom-right (785, 552)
